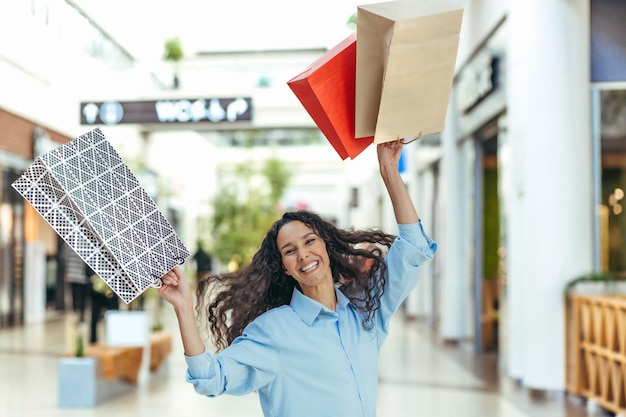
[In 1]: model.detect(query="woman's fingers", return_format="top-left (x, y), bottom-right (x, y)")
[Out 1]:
top-left (161, 268), bottom-right (180, 286)
top-left (377, 141), bottom-right (403, 165)
top-left (171, 266), bottom-right (185, 280)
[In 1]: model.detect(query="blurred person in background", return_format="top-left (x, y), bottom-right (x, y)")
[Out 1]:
top-left (62, 242), bottom-right (90, 323)
top-left (192, 239), bottom-right (213, 279)
top-left (159, 141), bottom-right (437, 417)
top-left (88, 266), bottom-right (119, 343)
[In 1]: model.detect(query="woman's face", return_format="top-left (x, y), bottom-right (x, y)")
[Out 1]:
top-left (276, 220), bottom-right (333, 290)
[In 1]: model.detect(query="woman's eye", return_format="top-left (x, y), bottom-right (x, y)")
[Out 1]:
top-left (284, 248), bottom-right (295, 255)
top-left (305, 238), bottom-right (315, 245)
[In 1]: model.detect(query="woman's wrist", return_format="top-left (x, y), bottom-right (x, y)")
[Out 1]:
top-left (379, 164), bottom-right (401, 183)
top-left (174, 297), bottom-right (196, 317)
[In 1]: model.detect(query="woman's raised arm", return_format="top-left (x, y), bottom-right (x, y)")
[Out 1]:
top-left (377, 141), bottom-right (419, 225)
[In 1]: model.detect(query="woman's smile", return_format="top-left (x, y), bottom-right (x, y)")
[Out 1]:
top-left (300, 261), bottom-right (318, 273)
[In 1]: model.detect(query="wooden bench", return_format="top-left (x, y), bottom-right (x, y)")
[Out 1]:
top-left (65, 332), bottom-right (173, 381)
top-left (149, 331), bottom-right (173, 372)
top-left (85, 344), bottom-right (144, 384)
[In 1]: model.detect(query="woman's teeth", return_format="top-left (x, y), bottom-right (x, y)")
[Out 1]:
top-left (301, 261), bottom-right (318, 272)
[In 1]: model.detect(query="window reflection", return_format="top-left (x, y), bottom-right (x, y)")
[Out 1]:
top-left (600, 89), bottom-right (626, 275)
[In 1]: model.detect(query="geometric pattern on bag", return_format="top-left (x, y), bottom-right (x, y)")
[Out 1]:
top-left (12, 128), bottom-right (189, 303)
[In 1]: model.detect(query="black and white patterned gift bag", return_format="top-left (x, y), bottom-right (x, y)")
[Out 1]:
top-left (12, 128), bottom-right (190, 303)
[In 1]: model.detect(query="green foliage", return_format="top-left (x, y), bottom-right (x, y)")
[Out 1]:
top-left (564, 272), bottom-right (618, 295)
top-left (263, 158), bottom-right (291, 203)
top-left (163, 37), bottom-right (184, 62)
top-left (347, 12), bottom-right (357, 30)
top-left (211, 158), bottom-right (291, 266)
top-left (74, 332), bottom-right (85, 357)
top-left (563, 272), bottom-right (624, 305)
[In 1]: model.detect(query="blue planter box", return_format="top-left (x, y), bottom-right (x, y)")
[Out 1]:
top-left (58, 357), bottom-right (134, 407)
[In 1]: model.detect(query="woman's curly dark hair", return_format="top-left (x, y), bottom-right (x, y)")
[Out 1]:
top-left (196, 210), bottom-right (397, 352)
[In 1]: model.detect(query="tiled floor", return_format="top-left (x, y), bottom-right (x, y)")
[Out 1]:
top-left (0, 304), bottom-right (595, 417)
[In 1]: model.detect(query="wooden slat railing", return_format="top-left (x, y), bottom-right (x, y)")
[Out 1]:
top-left (566, 294), bottom-right (626, 414)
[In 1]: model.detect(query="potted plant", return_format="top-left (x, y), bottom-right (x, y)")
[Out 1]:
top-left (58, 322), bottom-right (100, 407)
top-left (563, 272), bottom-right (623, 303)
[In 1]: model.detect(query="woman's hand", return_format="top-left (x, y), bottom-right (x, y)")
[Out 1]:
top-left (377, 140), bottom-right (403, 170)
top-left (159, 267), bottom-right (206, 356)
top-left (158, 267), bottom-right (193, 309)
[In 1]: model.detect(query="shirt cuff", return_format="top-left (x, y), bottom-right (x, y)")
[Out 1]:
top-left (184, 345), bottom-right (216, 379)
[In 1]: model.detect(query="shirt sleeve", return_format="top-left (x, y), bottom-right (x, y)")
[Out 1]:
top-left (184, 318), bottom-right (279, 397)
top-left (376, 221), bottom-right (437, 338)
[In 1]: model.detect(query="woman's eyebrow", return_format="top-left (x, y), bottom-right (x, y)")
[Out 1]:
top-left (279, 233), bottom-right (316, 251)
top-left (280, 242), bottom-right (294, 251)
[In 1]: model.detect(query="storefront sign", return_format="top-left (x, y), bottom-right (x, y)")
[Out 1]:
top-left (80, 97), bottom-right (253, 125)
top-left (457, 52), bottom-right (499, 114)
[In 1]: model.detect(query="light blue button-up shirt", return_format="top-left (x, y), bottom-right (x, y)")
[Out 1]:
top-left (185, 221), bottom-right (437, 417)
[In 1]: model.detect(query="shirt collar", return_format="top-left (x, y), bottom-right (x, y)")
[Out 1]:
top-left (289, 286), bottom-right (351, 326)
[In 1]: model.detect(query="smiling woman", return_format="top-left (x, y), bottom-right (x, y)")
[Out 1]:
top-left (157, 141), bottom-right (437, 417)
top-left (277, 220), bottom-right (333, 293)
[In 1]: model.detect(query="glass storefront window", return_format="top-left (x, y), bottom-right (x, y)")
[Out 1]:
top-left (600, 89), bottom-right (626, 276)
top-left (0, 168), bottom-right (25, 327)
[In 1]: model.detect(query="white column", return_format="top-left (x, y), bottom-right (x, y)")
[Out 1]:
top-left (406, 167), bottom-right (435, 318)
top-left (23, 241), bottom-right (47, 324)
top-left (506, 0), bottom-right (592, 390)
top-left (440, 94), bottom-right (471, 340)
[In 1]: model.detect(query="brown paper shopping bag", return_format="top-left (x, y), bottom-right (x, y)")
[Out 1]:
top-left (355, 0), bottom-right (464, 143)
top-left (288, 33), bottom-right (374, 160)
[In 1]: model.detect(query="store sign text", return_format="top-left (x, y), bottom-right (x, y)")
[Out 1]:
top-left (457, 53), bottom-right (499, 114)
top-left (80, 97), bottom-right (253, 125)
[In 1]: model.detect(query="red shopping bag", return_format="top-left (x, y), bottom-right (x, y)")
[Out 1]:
top-left (287, 33), bottom-right (373, 160)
